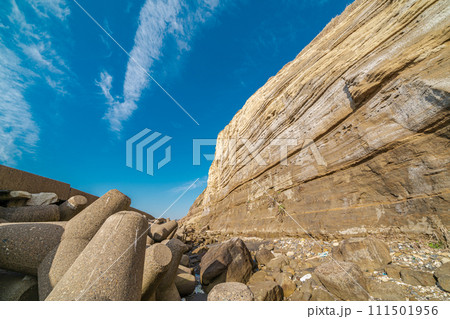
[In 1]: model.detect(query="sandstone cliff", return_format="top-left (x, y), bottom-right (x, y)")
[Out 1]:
top-left (184, 0), bottom-right (450, 240)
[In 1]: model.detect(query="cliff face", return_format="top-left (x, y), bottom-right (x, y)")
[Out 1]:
top-left (184, 0), bottom-right (450, 239)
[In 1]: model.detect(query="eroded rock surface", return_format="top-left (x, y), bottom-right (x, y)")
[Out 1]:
top-left (184, 0), bottom-right (450, 240)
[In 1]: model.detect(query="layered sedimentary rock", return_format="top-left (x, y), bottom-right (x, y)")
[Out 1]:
top-left (184, 0), bottom-right (450, 239)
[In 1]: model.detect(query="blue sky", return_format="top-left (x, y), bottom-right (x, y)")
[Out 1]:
top-left (0, 0), bottom-right (350, 219)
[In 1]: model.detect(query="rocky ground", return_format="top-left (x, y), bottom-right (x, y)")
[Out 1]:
top-left (181, 225), bottom-right (450, 301)
top-left (0, 188), bottom-right (449, 301)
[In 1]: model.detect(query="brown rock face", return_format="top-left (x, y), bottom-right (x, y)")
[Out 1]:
top-left (200, 238), bottom-right (253, 291)
top-left (183, 0), bottom-right (450, 239)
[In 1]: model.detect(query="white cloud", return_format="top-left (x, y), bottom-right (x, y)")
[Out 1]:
top-left (101, 0), bottom-right (222, 132)
top-left (10, 0), bottom-right (70, 75)
top-left (171, 176), bottom-right (208, 193)
top-left (28, 0), bottom-right (70, 20)
top-left (0, 43), bottom-right (39, 165)
top-left (0, 0), bottom-right (70, 164)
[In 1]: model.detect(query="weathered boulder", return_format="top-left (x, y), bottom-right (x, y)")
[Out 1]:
top-left (150, 220), bottom-right (178, 242)
top-left (0, 205), bottom-right (60, 223)
top-left (180, 254), bottom-right (190, 267)
top-left (207, 282), bottom-right (254, 301)
top-left (248, 281), bottom-right (283, 301)
top-left (58, 195), bottom-right (88, 221)
top-left (174, 272), bottom-right (196, 297)
top-left (434, 262), bottom-right (450, 278)
top-left (385, 264), bottom-right (404, 279)
top-left (39, 189), bottom-right (130, 299)
top-left (0, 269), bottom-right (39, 301)
top-left (438, 276), bottom-right (450, 292)
top-left (178, 265), bottom-right (194, 275)
top-left (200, 238), bottom-right (253, 291)
top-left (367, 280), bottom-right (407, 301)
top-left (310, 287), bottom-right (338, 301)
top-left (46, 211), bottom-right (147, 301)
top-left (155, 239), bottom-right (186, 301)
top-left (332, 237), bottom-right (391, 271)
top-left (26, 192), bottom-right (58, 206)
top-left (274, 272), bottom-right (296, 298)
top-left (248, 270), bottom-right (275, 285)
top-left (141, 243), bottom-right (172, 301)
top-left (0, 222), bottom-right (65, 275)
top-left (434, 262), bottom-right (450, 292)
top-left (400, 269), bottom-right (435, 287)
top-left (315, 261), bottom-right (370, 301)
top-left (255, 248), bottom-right (275, 266)
top-left (290, 289), bottom-right (311, 301)
top-left (265, 256), bottom-right (289, 272)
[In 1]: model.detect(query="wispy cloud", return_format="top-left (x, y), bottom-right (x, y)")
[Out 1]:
top-left (28, 0), bottom-right (70, 20)
top-left (0, 0), bottom-right (70, 164)
top-left (171, 176), bottom-right (208, 193)
top-left (0, 43), bottom-right (39, 165)
top-left (99, 0), bottom-right (221, 132)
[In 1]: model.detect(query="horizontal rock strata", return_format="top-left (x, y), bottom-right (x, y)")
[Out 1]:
top-left (184, 0), bottom-right (450, 239)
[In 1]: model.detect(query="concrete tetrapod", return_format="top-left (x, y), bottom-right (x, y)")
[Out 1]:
top-left (38, 189), bottom-right (130, 299)
top-left (155, 238), bottom-right (186, 301)
top-left (46, 211), bottom-right (147, 301)
top-left (0, 269), bottom-right (39, 301)
top-left (0, 222), bottom-right (66, 275)
top-left (0, 205), bottom-right (60, 223)
top-left (141, 243), bottom-right (172, 301)
top-left (149, 220), bottom-right (178, 242)
top-left (58, 195), bottom-right (88, 221)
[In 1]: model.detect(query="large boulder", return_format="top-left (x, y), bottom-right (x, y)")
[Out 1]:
top-left (434, 262), bottom-right (450, 292)
top-left (314, 261), bottom-right (370, 301)
top-left (310, 287), bottom-right (338, 301)
top-left (0, 222), bottom-right (66, 275)
top-left (200, 238), bottom-right (253, 292)
top-left (367, 280), bottom-right (407, 301)
top-left (248, 270), bottom-right (275, 284)
top-left (46, 211), bottom-right (147, 301)
top-left (207, 282), bottom-right (254, 301)
top-left (265, 256), bottom-right (289, 272)
top-left (332, 237), bottom-right (391, 271)
top-left (274, 272), bottom-right (296, 298)
top-left (255, 248), bottom-right (275, 266)
top-left (248, 281), bottom-right (283, 301)
top-left (400, 269), bottom-right (435, 286)
top-left (174, 273), bottom-right (196, 297)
